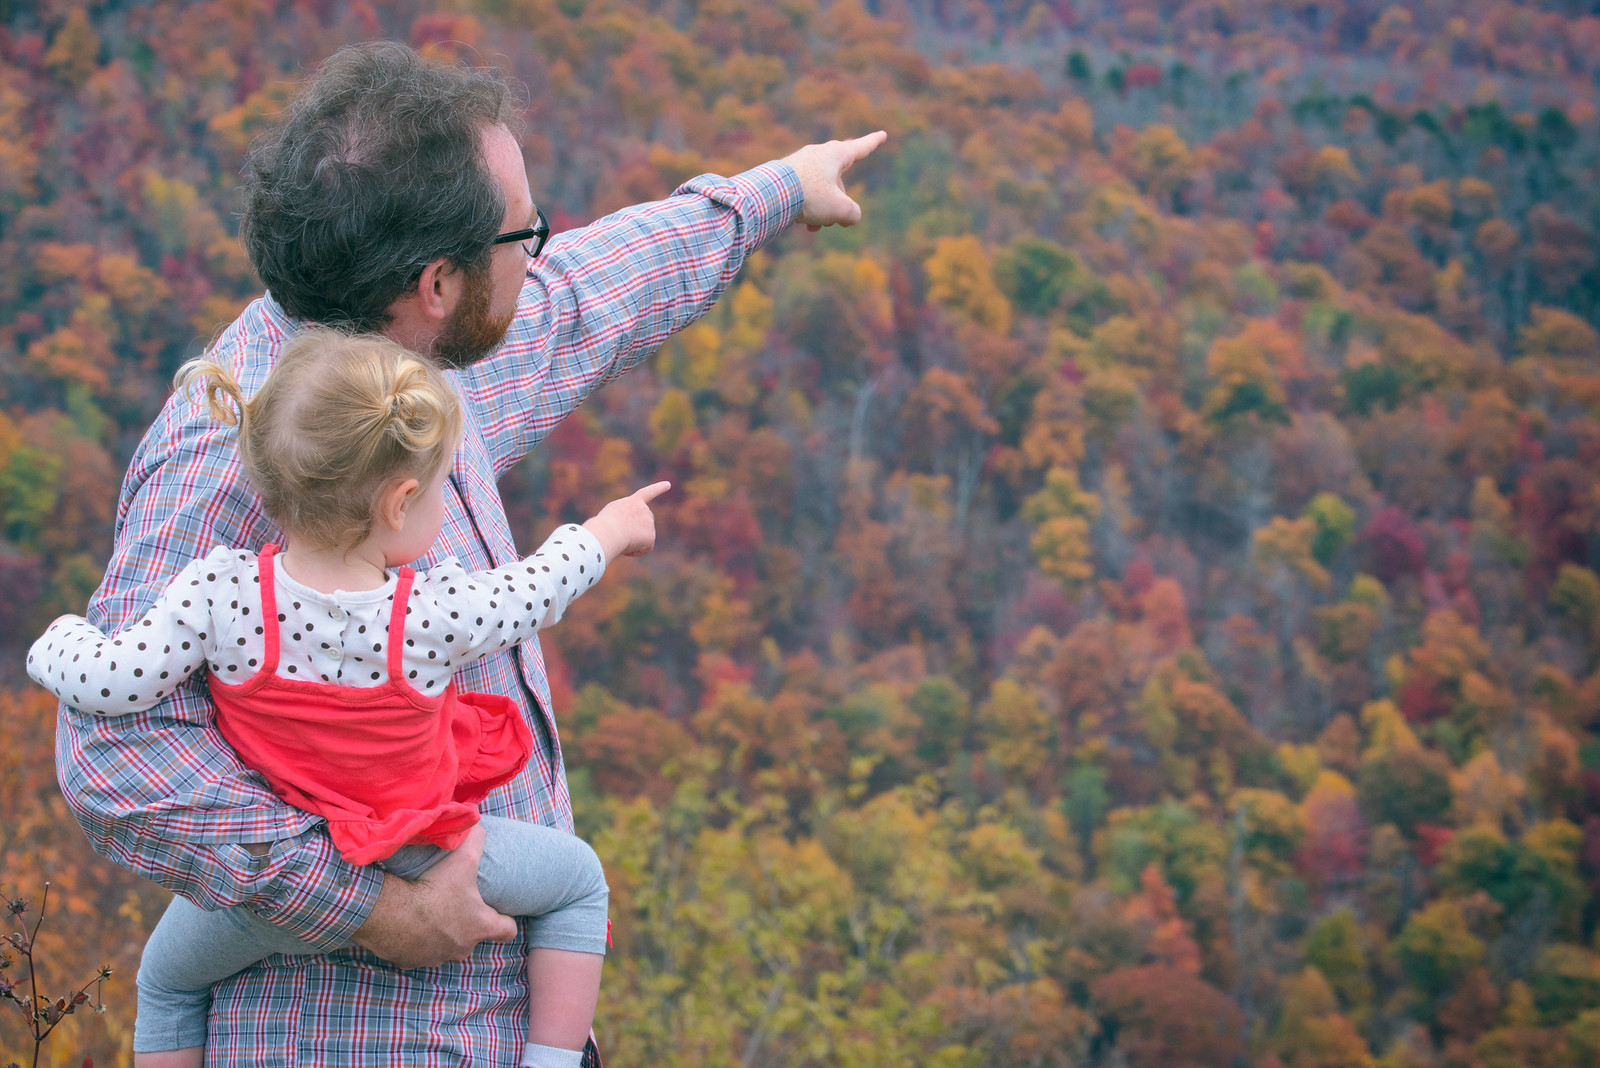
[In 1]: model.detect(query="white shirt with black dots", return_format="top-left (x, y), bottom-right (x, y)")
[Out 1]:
top-left (27, 525), bottom-right (607, 715)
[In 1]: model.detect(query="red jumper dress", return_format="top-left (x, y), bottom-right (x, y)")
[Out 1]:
top-left (208, 544), bottom-right (535, 865)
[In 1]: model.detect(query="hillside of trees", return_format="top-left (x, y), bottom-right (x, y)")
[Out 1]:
top-left (4, 1), bottom-right (1600, 1065)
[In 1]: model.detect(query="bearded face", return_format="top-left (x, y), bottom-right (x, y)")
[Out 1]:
top-left (432, 261), bottom-right (515, 369)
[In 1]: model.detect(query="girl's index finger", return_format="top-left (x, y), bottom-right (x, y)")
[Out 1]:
top-left (633, 480), bottom-right (673, 503)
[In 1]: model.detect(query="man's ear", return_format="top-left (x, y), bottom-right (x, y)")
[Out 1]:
top-left (375, 477), bottom-right (421, 533)
top-left (413, 257), bottom-right (466, 323)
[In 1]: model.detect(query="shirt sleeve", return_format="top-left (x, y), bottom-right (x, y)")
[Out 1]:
top-left (407, 524), bottom-right (606, 688)
top-left (459, 161), bottom-right (804, 476)
top-left (26, 551), bottom-right (222, 715)
top-left (56, 340), bottom-right (382, 948)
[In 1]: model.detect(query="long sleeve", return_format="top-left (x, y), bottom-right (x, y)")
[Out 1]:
top-left (28, 552), bottom-right (222, 715)
top-left (402, 524), bottom-right (607, 692)
top-left (461, 162), bottom-right (804, 476)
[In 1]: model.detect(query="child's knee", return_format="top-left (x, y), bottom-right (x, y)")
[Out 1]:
top-left (571, 837), bottom-right (609, 906)
top-left (133, 962), bottom-right (213, 1052)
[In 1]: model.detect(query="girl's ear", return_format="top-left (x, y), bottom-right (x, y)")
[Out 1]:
top-left (375, 477), bottom-right (421, 533)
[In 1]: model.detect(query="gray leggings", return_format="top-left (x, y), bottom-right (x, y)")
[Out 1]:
top-left (133, 815), bottom-right (608, 1053)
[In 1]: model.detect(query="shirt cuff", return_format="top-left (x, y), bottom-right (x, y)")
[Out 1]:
top-left (677, 160), bottom-right (805, 254)
top-left (251, 832), bottom-right (385, 948)
top-left (560, 522), bottom-right (608, 577)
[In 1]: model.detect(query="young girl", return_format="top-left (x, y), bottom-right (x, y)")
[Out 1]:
top-left (27, 329), bottom-right (664, 1068)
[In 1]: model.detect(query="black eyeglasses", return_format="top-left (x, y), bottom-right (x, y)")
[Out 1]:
top-left (491, 205), bottom-right (551, 260)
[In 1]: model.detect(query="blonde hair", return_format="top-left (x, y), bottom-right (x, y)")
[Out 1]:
top-left (175, 328), bottom-right (463, 549)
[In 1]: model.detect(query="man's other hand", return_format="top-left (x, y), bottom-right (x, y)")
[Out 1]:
top-left (784, 131), bottom-right (888, 231)
top-left (349, 824), bottom-right (516, 969)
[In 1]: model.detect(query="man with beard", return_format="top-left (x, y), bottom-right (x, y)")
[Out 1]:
top-left (58, 40), bottom-right (882, 1065)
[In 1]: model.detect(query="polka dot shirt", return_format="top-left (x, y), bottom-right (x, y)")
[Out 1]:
top-left (28, 525), bottom-right (606, 715)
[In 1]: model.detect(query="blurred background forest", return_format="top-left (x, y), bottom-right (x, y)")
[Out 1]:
top-left (4, 0), bottom-right (1600, 1065)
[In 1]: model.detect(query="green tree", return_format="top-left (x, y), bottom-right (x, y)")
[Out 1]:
top-left (1393, 899), bottom-right (1485, 1004)
top-left (1356, 745), bottom-right (1452, 839)
top-left (1304, 909), bottom-right (1373, 1015)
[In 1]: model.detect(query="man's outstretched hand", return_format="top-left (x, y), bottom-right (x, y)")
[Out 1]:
top-left (783, 131), bottom-right (888, 231)
top-left (349, 823), bottom-right (516, 969)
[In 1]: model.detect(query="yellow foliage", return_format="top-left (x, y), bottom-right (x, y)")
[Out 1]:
top-left (1018, 376), bottom-right (1086, 473)
top-left (0, 411), bottom-right (19, 471)
top-left (45, 9), bottom-right (100, 89)
top-left (1089, 183), bottom-right (1166, 255)
top-left (1520, 305), bottom-right (1600, 367)
top-left (1288, 1013), bottom-right (1375, 1068)
top-left (1310, 145), bottom-right (1360, 187)
top-left (1081, 364), bottom-right (1140, 440)
top-left (1254, 515), bottom-right (1332, 590)
top-left (1523, 818), bottom-right (1582, 872)
top-left (672, 320), bottom-right (721, 392)
top-left (1305, 769), bottom-right (1358, 804)
top-left (1128, 124), bottom-right (1194, 198)
top-left (1023, 466), bottom-right (1101, 593)
top-left (690, 577), bottom-right (754, 655)
top-left (1277, 742), bottom-right (1322, 795)
top-left (924, 234), bottom-right (1013, 334)
top-left (725, 282), bottom-right (773, 352)
top-left (649, 388), bottom-right (695, 454)
top-left (961, 821), bottom-right (1045, 890)
top-left (98, 254), bottom-right (171, 312)
top-left (208, 85), bottom-right (293, 160)
top-left (140, 170), bottom-right (207, 255)
top-left (980, 678), bottom-right (1054, 782)
top-left (592, 437), bottom-right (634, 501)
top-left (1360, 699), bottom-right (1420, 754)
top-left (1233, 786), bottom-right (1307, 860)
top-left (1208, 318), bottom-right (1305, 390)
top-left (1405, 180), bottom-right (1452, 228)
top-left (1450, 750), bottom-right (1525, 829)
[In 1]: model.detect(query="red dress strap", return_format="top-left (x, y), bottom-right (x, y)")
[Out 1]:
top-left (256, 544), bottom-right (282, 676)
top-left (386, 566), bottom-right (417, 682)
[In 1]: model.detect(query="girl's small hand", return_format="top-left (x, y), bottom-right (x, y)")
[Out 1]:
top-left (584, 481), bottom-right (671, 561)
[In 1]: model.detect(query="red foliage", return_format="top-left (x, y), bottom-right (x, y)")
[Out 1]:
top-left (1358, 505), bottom-right (1427, 584)
top-left (1297, 785), bottom-right (1367, 887)
top-left (1413, 823), bottom-right (1454, 867)
top-left (1125, 64), bottom-right (1162, 90)
top-left (1091, 965), bottom-right (1246, 1068)
top-left (1397, 663), bottom-right (1449, 724)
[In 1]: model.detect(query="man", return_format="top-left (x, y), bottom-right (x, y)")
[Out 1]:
top-left (58, 40), bottom-right (883, 1065)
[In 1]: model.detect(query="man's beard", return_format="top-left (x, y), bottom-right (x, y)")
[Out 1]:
top-left (433, 264), bottom-right (515, 369)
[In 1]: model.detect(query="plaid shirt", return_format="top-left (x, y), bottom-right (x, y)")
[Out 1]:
top-left (58, 162), bottom-right (802, 1065)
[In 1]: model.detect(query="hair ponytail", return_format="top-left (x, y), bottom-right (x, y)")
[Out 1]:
top-left (387, 360), bottom-right (456, 453)
top-left (173, 359), bottom-right (250, 429)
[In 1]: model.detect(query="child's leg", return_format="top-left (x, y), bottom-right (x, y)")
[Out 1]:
top-left (134, 892), bottom-right (322, 1065)
top-left (475, 815), bottom-right (609, 1062)
top-left (526, 949), bottom-right (604, 1051)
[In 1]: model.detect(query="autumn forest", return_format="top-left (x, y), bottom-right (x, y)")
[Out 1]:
top-left (4, 0), bottom-right (1600, 1065)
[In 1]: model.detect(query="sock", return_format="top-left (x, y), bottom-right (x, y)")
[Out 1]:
top-left (520, 1041), bottom-right (583, 1068)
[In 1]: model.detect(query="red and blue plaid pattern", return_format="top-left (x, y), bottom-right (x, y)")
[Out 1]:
top-left (56, 163), bottom-right (801, 1065)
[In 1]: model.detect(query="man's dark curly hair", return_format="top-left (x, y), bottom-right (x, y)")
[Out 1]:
top-left (242, 42), bottom-right (521, 331)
